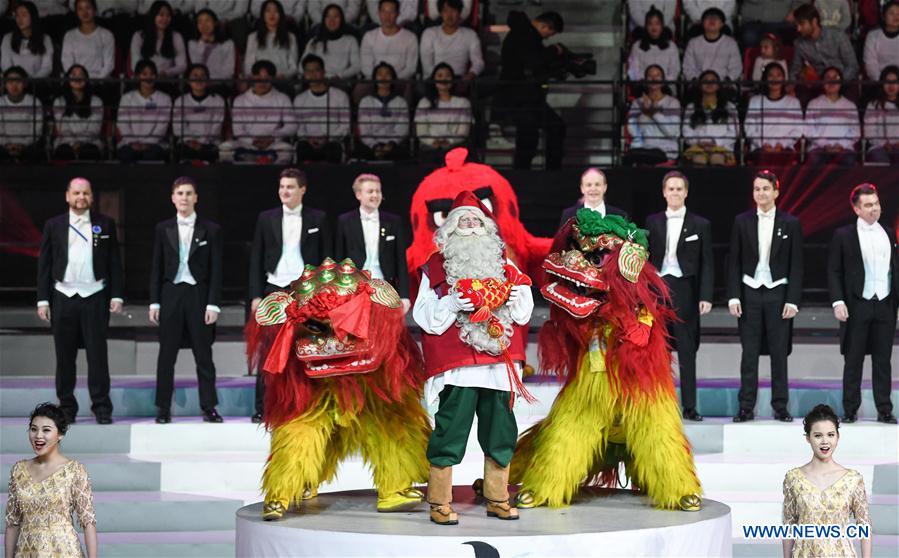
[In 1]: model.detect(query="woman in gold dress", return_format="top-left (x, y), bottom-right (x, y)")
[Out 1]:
top-left (782, 404), bottom-right (872, 558)
top-left (4, 403), bottom-right (97, 558)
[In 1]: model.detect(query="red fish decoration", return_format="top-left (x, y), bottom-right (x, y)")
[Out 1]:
top-left (453, 264), bottom-right (532, 337)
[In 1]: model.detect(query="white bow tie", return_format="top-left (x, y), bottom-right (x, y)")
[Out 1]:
top-left (283, 209), bottom-right (301, 217)
top-left (757, 211), bottom-right (774, 220)
top-left (361, 214), bottom-right (378, 223)
top-left (666, 209), bottom-right (685, 219)
top-left (177, 218), bottom-right (194, 226)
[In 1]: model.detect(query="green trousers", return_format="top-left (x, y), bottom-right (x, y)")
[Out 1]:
top-left (426, 385), bottom-right (518, 468)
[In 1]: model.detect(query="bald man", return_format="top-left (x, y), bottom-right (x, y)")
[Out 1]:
top-left (37, 178), bottom-right (123, 425)
top-left (559, 168), bottom-right (629, 228)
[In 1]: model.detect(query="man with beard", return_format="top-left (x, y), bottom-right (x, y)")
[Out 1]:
top-left (413, 191), bottom-right (534, 525)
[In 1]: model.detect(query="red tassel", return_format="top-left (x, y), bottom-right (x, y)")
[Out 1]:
top-left (263, 321), bottom-right (296, 375)
top-left (502, 350), bottom-right (537, 410)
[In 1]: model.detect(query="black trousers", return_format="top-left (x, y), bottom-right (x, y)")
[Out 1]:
top-left (255, 283), bottom-right (285, 414)
top-left (155, 283), bottom-right (218, 410)
top-left (513, 101), bottom-right (566, 170)
top-left (51, 290), bottom-right (113, 417)
top-left (664, 275), bottom-right (699, 411)
top-left (842, 295), bottom-right (896, 415)
top-left (738, 285), bottom-right (791, 414)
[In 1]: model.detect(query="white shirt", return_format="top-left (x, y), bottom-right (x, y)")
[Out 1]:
top-left (682, 34), bottom-right (743, 81)
top-left (0, 34), bottom-right (54, 78)
top-left (303, 35), bottom-right (361, 80)
top-left (683, 101), bottom-right (739, 151)
top-left (857, 219), bottom-right (891, 301)
top-left (804, 95), bottom-right (861, 150)
top-left (359, 208), bottom-right (383, 279)
top-left (0, 93), bottom-right (44, 145)
top-left (414, 96), bottom-right (472, 146)
top-left (116, 89), bottom-right (172, 146)
top-left (584, 201), bottom-right (606, 216)
top-left (293, 87), bottom-right (351, 141)
top-left (360, 27), bottom-right (419, 79)
top-left (267, 205), bottom-right (305, 287)
top-left (744, 94), bottom-right (804, 151)
top-left (231, 88), bottom-right (296, 141)
top-left (187, 39), bottom-right (236, 81)
top-left (243, 31), bottom-right (298, 78)
top-left (744, 207), bottom-right (788, 289)
top-left (627, 95), bottom-right (681, 159)
top-left (52, 95), bottom-right (104, 148)
top-left (419, 25), bottom-right (484, 77)
top-left (660, 206), bottom-right (685, 278)
top-left (626, 40), bottom-right (681, 83)
top-left (357, 94), bottom-right (409, 148)
top-left (174, 212), bottom-right (198, 285)
top-left (61, 26), bottom-right (116, 79)
top-left (863, 28), bottom-right (899, 81)
top-left (55, 211), bottom-right (105, 299)
top-left (129, 30), bottom-right (187, 77)
top-left (863, 100), bottom-right (899, 149)
top-left (173, 93), bottom-right (225, 144)
top-left (413, 261), bottom-right (534, 405)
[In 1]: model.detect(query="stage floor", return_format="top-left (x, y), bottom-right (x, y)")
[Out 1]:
top-left (236, 486), bottom-right (732, 557)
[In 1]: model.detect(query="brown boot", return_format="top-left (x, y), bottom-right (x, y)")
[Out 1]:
top-left (483, 457), bottom-right (519, 520)
top-left (428, 465), bottom-right (458, 525)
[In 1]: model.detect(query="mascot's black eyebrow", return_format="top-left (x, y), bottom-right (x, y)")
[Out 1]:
top-left (425, 186), bottom-right (494, 214)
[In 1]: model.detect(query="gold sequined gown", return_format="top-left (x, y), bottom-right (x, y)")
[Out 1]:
top-left (782, 467), bottom-right (871, 558)
top-left (4, 460), bottom-right (96, 558)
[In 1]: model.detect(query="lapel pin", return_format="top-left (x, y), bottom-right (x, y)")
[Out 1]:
top-left (92, 225), bottom-right (101, 234)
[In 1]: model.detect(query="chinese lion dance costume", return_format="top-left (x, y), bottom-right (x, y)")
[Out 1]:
top-left (407, 147), bottom-right (552, 297)
top-left (246, 259), bottom-right (431, 520)
top-left (509, 209), bottom-right (702, 511)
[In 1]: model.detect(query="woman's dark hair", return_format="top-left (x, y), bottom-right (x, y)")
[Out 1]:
top-left (310, 4), bottom-right (349, 53)
top-left (30, 403), bottom-right (69, 436)
top-left (689, 70), bottom-right (731, 128)
top-left (141, 0), bottom-right (176, 61)
top-left (251, 59), bottom-right (277, 76)
top-left (821, 65), bottom-right (845, 95)
top-left (194, 8), bottom-right (224, 43)
top-left (803, 404), bottom-right (840, 436)
top-left (372, 61), bottom-right (398, 98)
top-left (642, 64), bottom-right (673, 96)
top-left (134, 58), bottom-right (159, 76)
top-left (255, 0), bottom-right (291, 49)
top-left (760, 62), bottom-right (787, 98)
top-left (12, 1), bottom-right (47, 56)
top-left (425, 62), bottom-right (455, 106)
top-left (874, 65), bottom-right (899, 110)
top-left (185, 62), bottom-right (210, 78)
top-left (637, 7), bottom-right (672, 51)
top-left (62, 64), bottom-right (95, 119)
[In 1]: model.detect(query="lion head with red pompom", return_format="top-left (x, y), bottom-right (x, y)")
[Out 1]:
top-left (406, 148), bottom-right (552, 295)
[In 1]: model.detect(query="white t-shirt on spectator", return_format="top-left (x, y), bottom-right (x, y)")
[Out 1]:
top-left (743, 93), bottom-right (804, 150)
top-left (415, 95), bottom-right (472, 146)
top-left (129, 30), bottom-right (188, 77)
top-left (231, 88), bottom-right (297, 140)
top-left (626, 94), bottom-right (681, 158)
top-left (293, 87), bottom-right (351, 141)
top-left (52, 95), bottom-right (104, 148)
top-left (682, 34), bottom-right (742, 81)
top-left (243, 31), bottom-right (299, 78)
top-left (0, 34), bottom-right (54, 78)
top-left (303, 35), bottom-right (361, 79)
top-left (365, 0), bottom-right (417, 26)
top-left (357, 94), bottom-right (409, 147)
top-left (751, 57), bottom-right (788, 82)
top-left (863, 28), bottom-right (899, 80)
top-left (0, 93), bottom-right (44, 145)
top-left (804, 94), bottom-right (860, 150)
top-left (682, 101), bottom-right (738, 151)
top-left (420, 25), bottom-right (483, 77)
top-left (626, 41), bottom-right (681, 82)
top-left (627, 0), bottom-right (677, 30)
top-left (116, 89), bottom-right (172, 146)
top-left (863, 100), bottom-right (899, 149)
top-left (62, 26), bottom-right (116, 79)
top-left (173, 92), bottom-right (225, 144)
top-left (360, 26), bottom-right (418, 79)
top-left (188, 39), bottom-right (237, 80)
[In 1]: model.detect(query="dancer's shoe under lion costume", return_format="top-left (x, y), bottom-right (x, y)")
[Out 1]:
top-left (246, 259), bottom-right (431, 520)
top-left (509, 210), bottom-right (702, 511)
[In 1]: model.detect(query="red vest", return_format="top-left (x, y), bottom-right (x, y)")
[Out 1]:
top-left (419, 253), bottom-right (528, 379)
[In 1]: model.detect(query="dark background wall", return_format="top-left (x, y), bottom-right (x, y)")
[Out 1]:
top-left (2, 163), bottom-right (896, 305)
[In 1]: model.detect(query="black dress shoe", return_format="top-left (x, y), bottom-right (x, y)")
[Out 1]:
top-left (95, 414), bottom-right (113, 425)
top-left (156, 409), bottom-right (172, 424)
top-left (733, 410), bottom-right (754, 422)
top-left (774, 411), bottom-right (794, 422)
top-left (203, 408), bottom-right (224, 423)
top-left (842, 413), bottom-right (857, 423)
top-left (877, 413), bottom-right (898, 424)
top-left (682, 409), bottom-right (704, 421)
top-left (251, 412), bottom-right (263, 424)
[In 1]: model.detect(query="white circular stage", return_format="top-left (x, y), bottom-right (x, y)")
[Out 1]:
top-left (236, 486), bottom-right (732, 557)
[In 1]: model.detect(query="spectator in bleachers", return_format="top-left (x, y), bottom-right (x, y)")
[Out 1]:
top-left (804, 66), bottom-right (860, 166)
top-left (0, 66), bottom-right (43, 162)
top-left (187, 8), bottom-right (237, 86)
top-left (360, 0), bottom-right (418, 81)
top-left (52, 64), bottom-right (104, 160)
top-left (227, 59), bottom-right (296, 163)
top-left (309, 0), bottom-right (363, 27)
top-left (744, 62), bottom-right (804, 165)
top-left (751, 33), bottom-right (789, 82)
top-left (624, 64), bottom-right (680, 166)
top-left (303, 4), bottom-right (362, 80)
top-left (815, 0), bottom-right (852, 32)
top-left (116, 59), bottom-right (171, 162)
top-left (173, 63), bottom-right (225, 162)
top-left (129, 1), bottom-right (187, 79)
top-left (61, 0), bottom-right (116, 82)
top-left (420, 0), bottom-right (483, 80)
top-left (791, 4), bottom-right (859, 83)
top-left (357, 61), bottom-right (409, 160)
top-left (682, 8), bottom-right (742, 82)
top-left (198, 1), bottom-right (252, 55)
top-left (0, 2), bottom-right (54, 79)
top-left (863, 1), bottom-right (899, 80)
top-left (365, 0), bottom-right (417, 27)
top-left (626, 6), bottom-right (680, 83)
top-left (293, 54), bottom-right (351, 163)
top-left (415, 62), bottom-right (472, 162)
top-left (250, 0), bottom-right (308, 25)
top-left (682, 69), bottom-right (738, 166)
top-left (243, 0), bottom-right (299, 80)
top-left (424, 0), bottom-right (471, 24)
top-left (739, 0), bottom-right (802, 48)
top-left (627, 0), bottom-right (676, 33)
top-left (683, 0), bottom-right (736, 34)
top-left (864, 65), bottom-right (899, 163)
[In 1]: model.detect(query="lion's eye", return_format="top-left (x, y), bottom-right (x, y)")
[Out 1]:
top-left (433, 211), bottom-right (447, 227)
top-left (480, 198), bottom-right (494, 213)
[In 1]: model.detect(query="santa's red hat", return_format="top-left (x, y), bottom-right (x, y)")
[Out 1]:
top-left (447, 190), bottom-right (495, 222)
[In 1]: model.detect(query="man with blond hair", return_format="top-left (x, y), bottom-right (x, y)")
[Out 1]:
top-left (559, 167), bottom-right (629, 227)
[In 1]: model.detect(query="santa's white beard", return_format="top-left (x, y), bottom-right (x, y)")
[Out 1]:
top-left (442, 231), bottom-right (512, 355)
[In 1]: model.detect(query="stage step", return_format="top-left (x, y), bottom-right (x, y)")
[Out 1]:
top-left (1, 454), bottom-right (161, 492)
